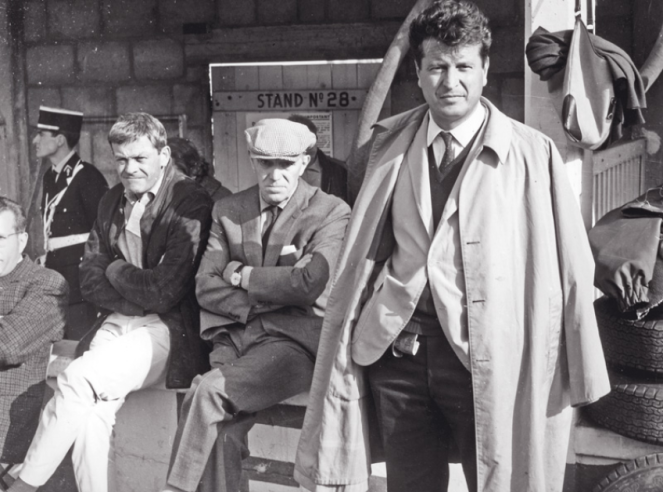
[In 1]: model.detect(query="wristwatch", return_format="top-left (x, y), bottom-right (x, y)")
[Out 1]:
top-left (230, 264), bottom-right (244, 287)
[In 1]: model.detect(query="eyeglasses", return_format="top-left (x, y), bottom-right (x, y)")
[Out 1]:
top-left (0, 232), bottom-right (21, 247)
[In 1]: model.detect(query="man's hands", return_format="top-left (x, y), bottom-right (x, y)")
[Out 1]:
top-left (294, 253), bottom-right (313, 269)
top-left (222, 254), bottom-right (313, 291)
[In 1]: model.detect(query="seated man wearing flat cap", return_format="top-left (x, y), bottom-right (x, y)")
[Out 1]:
top-left (163, 118), bottom-right (351, 492)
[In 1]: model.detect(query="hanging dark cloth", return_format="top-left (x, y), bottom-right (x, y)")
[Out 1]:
top-left (526, 26), bottom-right (646, 144)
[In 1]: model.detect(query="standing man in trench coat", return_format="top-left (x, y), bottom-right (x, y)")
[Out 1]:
top-left (295, 1), bottom-right (610, 491)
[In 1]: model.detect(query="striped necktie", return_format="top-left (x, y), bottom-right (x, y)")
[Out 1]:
top-left (431, 131), bottom-right (454, 183)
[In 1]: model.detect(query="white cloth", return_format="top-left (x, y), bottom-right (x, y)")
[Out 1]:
top-left (19, 313), bottom-right (170, 492)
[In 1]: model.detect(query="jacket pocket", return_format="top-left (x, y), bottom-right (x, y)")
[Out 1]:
top-left (352, 269), bottom-right (388, 344)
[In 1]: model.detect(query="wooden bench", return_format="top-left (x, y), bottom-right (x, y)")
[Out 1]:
top-left (47, 341), bottom-right (389, 491)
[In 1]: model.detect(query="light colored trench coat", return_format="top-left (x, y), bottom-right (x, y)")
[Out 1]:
top-left (294, 99), bottom-right (610, 492)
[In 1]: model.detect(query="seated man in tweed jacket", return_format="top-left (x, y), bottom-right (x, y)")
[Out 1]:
top-left (163, 119), bottom-right (351, 492)
top-left (0, 196), bottom-right (67, 466)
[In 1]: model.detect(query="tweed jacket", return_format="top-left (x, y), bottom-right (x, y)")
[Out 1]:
top-left (78, 163), bottom-right (213, 388)
top-left (0, 256), bottom-right (67, 462)
top-left (41, 153), bottom-right (108, 303)
top-left (197, 180), bottom-right (351, 357)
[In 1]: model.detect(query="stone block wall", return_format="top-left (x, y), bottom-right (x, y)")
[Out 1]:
top-left (21, 0), bottom-right (525, 255)
top-left (22, 0), bottom-right (215, 255)
top-left (23, 0), bottom-right (214, 193)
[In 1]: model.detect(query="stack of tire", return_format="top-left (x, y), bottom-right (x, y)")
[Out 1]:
top-left (587, 296), bottom-right (663, 447)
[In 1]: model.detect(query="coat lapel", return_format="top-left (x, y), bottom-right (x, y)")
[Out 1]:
top-left (240, 187), bottom-right (264, 267)
top-left (139, 162), bottom-right (178, 244)
top-left (263, 181), bottom-right (312, 266)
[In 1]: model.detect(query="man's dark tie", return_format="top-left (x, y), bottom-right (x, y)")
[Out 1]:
top-left (431, 131), bottom-right (454, 183)
top-left (262, 205), bottom-right (279, 256)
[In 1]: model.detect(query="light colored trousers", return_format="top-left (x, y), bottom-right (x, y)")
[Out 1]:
top-left (19, 313), bottom-right (171, 492)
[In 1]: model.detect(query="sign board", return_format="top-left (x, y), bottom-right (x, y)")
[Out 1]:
top-left (214, 90), bottom-right (370, 111)
top-left (245, 111), bottom-right (333, 156)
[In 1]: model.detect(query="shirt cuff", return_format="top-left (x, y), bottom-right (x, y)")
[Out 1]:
top-left (222, 260), bottom-right (243, 284)
top-left (241, 266), bottom-right (253, 290)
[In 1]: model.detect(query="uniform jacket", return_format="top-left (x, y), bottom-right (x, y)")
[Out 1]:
top-left (197, 180), bottom-right (350, 357)
top-left (78, 163), bottom-right (213, 388)
top-left (0, 256), bottom-right (67, 462)
top-left (302, 149), bottom-right (349, 204)
top-left (295, 100), bottom-right (610, 492)
top-left (41, 153), bottom-right (108, 303)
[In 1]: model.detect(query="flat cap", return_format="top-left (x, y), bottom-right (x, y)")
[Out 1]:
top-left (245, 118), bottom-right (316, 161)
top-left (38, 106), bottom-right (84, 135)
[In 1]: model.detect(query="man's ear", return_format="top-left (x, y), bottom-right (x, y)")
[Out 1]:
top-left (56, 134), bottom-right (67, 148)
top-left (298, 155), bottom-right (311, 177)
top-left (18, 232), bottom-right (28, 255)
top-left (160, 145), bottom-right (171, 168)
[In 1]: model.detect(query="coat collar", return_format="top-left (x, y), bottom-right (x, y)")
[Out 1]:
top-left (373, 98), bottom-right (513, 165)
top-left (480, 98), bottom-right (512, 165)
top-left (239, 192), bottom-right (263, 267)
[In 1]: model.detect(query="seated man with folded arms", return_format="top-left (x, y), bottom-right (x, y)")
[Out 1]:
top-left (163, 118), bottom-right (351, 492)
top-left (0, 197), bottom-right (67, 469)
top-left (9, 113), bottom-right (213, 492)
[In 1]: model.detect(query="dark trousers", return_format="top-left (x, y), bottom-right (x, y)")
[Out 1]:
top-left (167, 321), bottom-right (314, 492)
top-left (367, 332), bottom-right (477, 492)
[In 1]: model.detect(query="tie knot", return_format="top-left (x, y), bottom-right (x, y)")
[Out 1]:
top-left (439, 131), bottom-right (453, 146)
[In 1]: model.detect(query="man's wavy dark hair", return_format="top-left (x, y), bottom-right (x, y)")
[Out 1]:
top-left (409, 0), bottom-right (492, 65)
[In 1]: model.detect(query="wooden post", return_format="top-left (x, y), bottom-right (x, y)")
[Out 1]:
top-left (0, 0), bottom-right (30, 205)
top-left (524, 0), bottom-right (594, 228)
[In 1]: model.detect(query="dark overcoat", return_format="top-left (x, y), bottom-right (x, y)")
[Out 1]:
top-left (78, 163), bottom-right (213, 388)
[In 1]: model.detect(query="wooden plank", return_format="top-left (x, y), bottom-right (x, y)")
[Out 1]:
top-left (243, 457), bottom-right (297, 487)
top-left (211, 66), bottom-right (236, 91)
top-left (258, 65), bottom-right (283, 90)
top-left (592, 139), bottom-right (647, 175)
top-left (307, 64), bottom-right (332, 89)
top-left (248, 424), bottom-right (301, 462)
top-left (282, 65), bottom-right (308, 90)
top-left (254, 404), bottom-right (306, 429)
top-left (213, 89), bottom-right (369, 111)
top-left (185, 22), bottom-right (400, 65)
top-left (234, 66), bottom-right (260, 91)
top-left (236, 112), bottom-right (256, 191)
top-left (357, 62), bottom-right (381, 88)
top-left (332, 110), bottom-right (358, 161)
top-left (331, 63), bottom-right (358, 89)
top-left (213, 112), bottom-right (240, 192)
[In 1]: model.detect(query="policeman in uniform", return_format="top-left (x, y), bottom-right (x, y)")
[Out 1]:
top-left (35, 106), bottom-right (108, 340)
